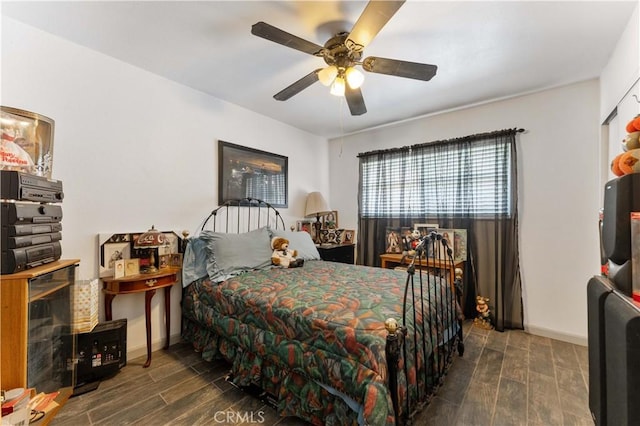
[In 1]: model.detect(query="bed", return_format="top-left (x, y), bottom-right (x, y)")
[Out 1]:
top-left (180, 198), bottom-right (464, 425)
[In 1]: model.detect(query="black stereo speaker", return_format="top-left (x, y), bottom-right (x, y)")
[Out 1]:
top-left (602, 173), bottom-right (640, 265)
top-left (73, 319), bottom-right (127, 395)
top-left (607, 259), bottom-right (632, 296)
top-left (587, 276), bottom-right (614, 425)
top-left (603, 291), bottom-right (640, 425)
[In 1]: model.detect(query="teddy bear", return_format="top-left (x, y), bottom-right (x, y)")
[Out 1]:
top-left (271, 236), bottom-right (304, 268)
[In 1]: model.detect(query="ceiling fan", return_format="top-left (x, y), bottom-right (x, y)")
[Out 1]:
top-left (251, 0), bottom-right (437, 116)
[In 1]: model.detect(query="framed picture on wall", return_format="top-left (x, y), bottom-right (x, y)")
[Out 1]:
top-left (218, 140), bottom-right (288, 207)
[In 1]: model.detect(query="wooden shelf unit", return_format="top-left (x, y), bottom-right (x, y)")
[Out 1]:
top-left (1, 259), bottom-right (79, 390)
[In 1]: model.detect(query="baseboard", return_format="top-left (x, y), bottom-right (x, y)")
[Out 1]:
top-left (126, 332), bottom-right (183, 360)
top-left (525, 324), bottom-right (588, 347)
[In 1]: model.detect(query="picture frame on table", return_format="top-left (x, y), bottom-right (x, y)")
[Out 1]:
top-left (320, 211), bottom-right (339, 229)
top-left (218, 140), bottom-right (288, 208)
top-left (169, 253), bottom-right (183, 268)
top-left (453, 229), bottom-right (468, 262)
top-left (341, 229), bottom-right (356, 245)
top-left (321, 228), bottom-right (342, 245)
top-left (296, 220), bottom-right (315, 241)
top-left (125, 259), bottom-right (140, 276)
top-left (114, 259), bottom-right (126, 279)
top-left (413, 223), bottom-right (439, 237)
top-left (101, 242), bottom-right (130, 276)
top-left (99, 231), bottom-right (184, 277)
top-left (437, 228), bottom-right (455, 260)
top-left (412, 224), bottom-right (439, 258)
top-left (385, 227), bottom-right (402, 254)
top-left (159, 254), bottom-right (171, 269)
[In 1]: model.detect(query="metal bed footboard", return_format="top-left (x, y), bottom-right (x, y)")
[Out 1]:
top-left (385, 231), bottom-right (465, 425)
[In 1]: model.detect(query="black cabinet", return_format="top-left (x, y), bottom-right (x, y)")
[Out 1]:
top-left (317, 244), bottom-right (355, 264)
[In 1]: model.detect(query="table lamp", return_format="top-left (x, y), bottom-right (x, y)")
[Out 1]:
top-left (304, 192), bottom-right (331, 244)
top-left (134, 225), bottom-right (167, 273)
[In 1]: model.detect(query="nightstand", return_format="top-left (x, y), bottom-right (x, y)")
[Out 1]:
top-left (317, 243), bottom-right (355, 264)
top-left (101, 267), bottom-right (180, 368)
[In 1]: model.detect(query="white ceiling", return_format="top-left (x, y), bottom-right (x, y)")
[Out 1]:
top-left (2, 1), bottom-right (636, 139)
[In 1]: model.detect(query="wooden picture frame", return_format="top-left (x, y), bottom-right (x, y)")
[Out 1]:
top-left (125, 259), bottom-right (140, 276)
top-left (218, 140), bottom-right (288, 207)
top-left (99, 231), bottom-right (183, 277)
top-left (453, 229), bottom-right (468, 262)
top-left (169, 253), bottom-right (183, 267)
top-left (321, 228), bottom-right (342, 245)
top-left (159, 254), bottom-right (171, 269)
top-left (114, 259), bottom-right (126, 278)
top-left (320, 211), bottom-right (339, 229)
top-left (341, 229), bottom-right (356, 245)
top-left (385, 227), bottom-right (402, 254)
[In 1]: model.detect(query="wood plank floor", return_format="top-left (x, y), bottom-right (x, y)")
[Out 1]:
top-left (50, 322), bottom-right (592, 425)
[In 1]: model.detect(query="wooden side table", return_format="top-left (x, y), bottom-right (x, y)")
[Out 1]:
top-left (379, 253), bottom-right (464, 283)
top-left (101, 267), bottom-right (180, 368)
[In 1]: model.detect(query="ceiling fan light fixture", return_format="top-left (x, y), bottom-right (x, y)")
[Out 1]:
top-left (330, 76), bottom-right (345, 96)
top-left (318, 65), bottom-right (338, 86)
top-left (345, 67), bottom-right (365, 89)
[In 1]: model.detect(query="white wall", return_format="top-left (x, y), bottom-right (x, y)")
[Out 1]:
top-left (329, 80), bottom-right (602, 344)
top-left (2, 17), bottom-right (329, 359)
top-left (599, 4), bottom-right (639, 123)
top-left (599, 3), bottom-right (639, 193)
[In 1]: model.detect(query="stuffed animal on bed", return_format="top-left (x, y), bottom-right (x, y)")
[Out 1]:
top-left (271, 237), bottom-right (304, 268)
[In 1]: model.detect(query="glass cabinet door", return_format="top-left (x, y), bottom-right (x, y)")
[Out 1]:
top-left (27, 264), bottom-right (76, 393)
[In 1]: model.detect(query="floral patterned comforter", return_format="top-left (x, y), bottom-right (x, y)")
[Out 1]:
top-left (181, 260), bottom-right (457, 425)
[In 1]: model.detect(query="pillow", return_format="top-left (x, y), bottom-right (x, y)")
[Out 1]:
top-left (181, 236), bottom-right (209, 286)
top-left (200, 227), bottom-right (273, 283)
top-left (267, 228), bottom-right (321, 260)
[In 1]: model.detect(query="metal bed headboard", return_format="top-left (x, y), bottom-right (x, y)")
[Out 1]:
top-left (198, 197), bottom-right (285, 234)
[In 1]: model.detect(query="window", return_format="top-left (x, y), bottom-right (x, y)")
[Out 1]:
top-left (359, 135), bottom-right (513, 218)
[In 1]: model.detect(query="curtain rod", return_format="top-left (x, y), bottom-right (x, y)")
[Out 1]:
top-left (357, 127), bottom-right (525, 158)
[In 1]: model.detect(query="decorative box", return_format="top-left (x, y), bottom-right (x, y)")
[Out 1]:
top-left (72, 279), bottom-right (99, 333)
top-left (0, 106), bottom-right (55, 178)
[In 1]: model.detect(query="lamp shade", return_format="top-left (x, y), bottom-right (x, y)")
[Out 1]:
top-left (305, 192), bottom-right (331, 217)
top-left (134, 226), bottom-right (166, 274)
top-left (330, 76), bottom-right (345, 97)
top-left (134, 225), bottom-right (166, 248)
top-left (318, 65), bottom-right (338, 86)
top-left (345, 67), bottom-right (365, 89)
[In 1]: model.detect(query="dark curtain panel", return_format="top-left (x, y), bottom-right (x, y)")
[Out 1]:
top-left (357, 129), bottom-right (523, 331)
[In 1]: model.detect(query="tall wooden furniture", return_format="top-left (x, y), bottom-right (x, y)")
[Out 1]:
top-left (0, 259), bottom-right (79, 392)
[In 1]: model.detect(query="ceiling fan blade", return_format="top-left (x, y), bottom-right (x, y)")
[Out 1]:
top-left (273, 69), bottom-right (322, 101)
top-left (362, 56), bottom-right (437, 81)
top-left (251, 22), bottom-right (323, 56)
top-left (345, 85), bottom-right (367, 116)
top-left (346, 1), bottom-right (405, 52)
